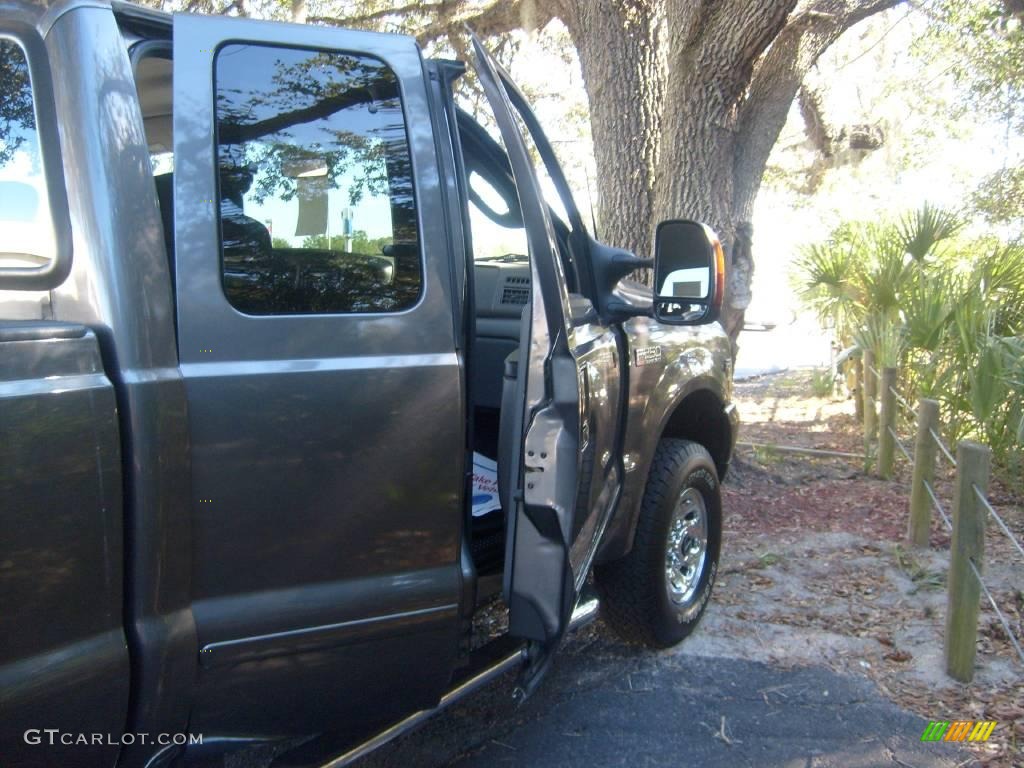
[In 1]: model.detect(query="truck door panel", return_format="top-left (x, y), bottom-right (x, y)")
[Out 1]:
top-left (471, 39), bottom-right (592, 661)
top-left (566, 323), bottom-right (622, 578)
top-left (0, 323), bottom-right (129, 767)
top-left (173, 16), bottom-right (462, 738)
top-left (469, 40), bottom-right (627, 672)
top-left (493, 70), bottom-right (627, 584)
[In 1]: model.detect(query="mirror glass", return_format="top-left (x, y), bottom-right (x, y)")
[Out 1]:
top-left (655, 220), bottom-right (713, 301)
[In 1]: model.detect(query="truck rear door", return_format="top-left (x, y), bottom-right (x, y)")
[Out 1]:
top-left (172, 15), bottom-right (464, 739)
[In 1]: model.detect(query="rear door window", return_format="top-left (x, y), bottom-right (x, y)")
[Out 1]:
top-left (214, 44), bottom-right (422, 315)
top-left (0, 39), bottom-right (54, 266)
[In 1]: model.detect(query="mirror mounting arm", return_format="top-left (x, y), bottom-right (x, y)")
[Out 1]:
top-left (607, 252), bottom-right (653, 282)
top-left (589, 239), bottom-right (654, 324)
top-left (606, 297), bottom-right (653, 323)
top-left (590, 239), bottom-right (651, 293)
top-left (607, 255), bottom-right (654, 326)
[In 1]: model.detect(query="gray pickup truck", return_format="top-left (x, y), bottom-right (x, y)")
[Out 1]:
top-left (0, 1), bottom-right (738, 765)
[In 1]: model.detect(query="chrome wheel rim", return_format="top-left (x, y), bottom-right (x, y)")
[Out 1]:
top-left (665, 487), bottom-right (708, 607)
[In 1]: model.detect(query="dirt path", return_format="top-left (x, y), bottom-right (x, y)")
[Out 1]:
top-left (702, 370), bottom-right (1024, 766)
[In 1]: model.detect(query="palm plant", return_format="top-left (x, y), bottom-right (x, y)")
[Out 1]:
top-left (901, 270), bottom-right (955, 352)
top-left (792, 240), bottom-right (860, 340)
top-left (896, 203), bottom-right (965, 262)
top-left (974, 242), bottom-right (1024, 335)
top-left (857, 236), bottom-right (912, 321)
top-left (967, 336), bottom-right (1024, 465)
top-left (794, 205), bottom-right (1024, 480)
top-left (853, 313), bottom-right (905, 368)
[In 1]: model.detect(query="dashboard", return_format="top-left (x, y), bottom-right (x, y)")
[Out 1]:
top-left (472, 257), bottom-right (530, 409)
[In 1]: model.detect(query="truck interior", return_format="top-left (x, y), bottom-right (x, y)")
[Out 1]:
top-left (128, 39), bottom-right (584, 608)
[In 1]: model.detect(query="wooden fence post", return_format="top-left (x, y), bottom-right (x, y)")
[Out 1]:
top-left (908, 399), bottom-right (940, 548)
top-left (863, 350), bottom-right (877, 457)
top-left (878, 367), bottom-right (897, 479)
top-left (853, 356), bottom-right (864, 421)
top-left (944, 441), bottom-right (991, 683)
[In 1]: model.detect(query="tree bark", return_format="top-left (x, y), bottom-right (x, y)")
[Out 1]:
top-left (653, 0), bottom-right (798, 348)
top-left (558, 1), bottom-right (666, 260)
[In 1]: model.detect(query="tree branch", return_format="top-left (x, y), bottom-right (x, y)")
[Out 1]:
top-left (798, 81), bottom-right (834, 157)
top-left (667, 0), bottom-right (799, 88)
top-left (732, 0), bottom-right (904, 216)
top-left (413, 0), bottom-right (557, 47)
top-left (309, 2), bottom-right (448, 29)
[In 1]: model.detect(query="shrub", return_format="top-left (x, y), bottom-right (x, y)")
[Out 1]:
top-left (792, 204), bottom-right (1023, 478)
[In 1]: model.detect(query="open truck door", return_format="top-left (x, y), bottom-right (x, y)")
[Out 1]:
top-left (470, 36), bottom-right (601, 694)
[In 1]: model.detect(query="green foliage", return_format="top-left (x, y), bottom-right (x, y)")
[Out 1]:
top-left (793, 203), bottom-right (1024, 476)
top-left (854, 313), bottom-right (905, 368)
top-left (301, 230), bottom-right (391, 254)
top-left (810, 368), bottom-right (835, 398)
top-left (791, 241), bottom-right (857, 332)
top-left (919, 0), bottom-right (1024, 134)
top-left (917, 2), bottom-right (1024, 236)
top-left (859, 234), bottom-right (912, 319)
top-left (970, 166), bottom-right (1024, 227)
top-left (896, 203), bottom-right (964, 262)
top-left (901, 269), bottom-right (955, 353)
top-left (752, 444), bottom-right (782, 465)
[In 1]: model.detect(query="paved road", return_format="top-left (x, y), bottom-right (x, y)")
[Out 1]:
top-left (336, 624), bottom-right (966, 768)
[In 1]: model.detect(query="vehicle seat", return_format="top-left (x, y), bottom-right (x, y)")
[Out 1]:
top-left (497, 347), bottom-right (519, 516)
top-left (497, 297), bottom-right (533, 517)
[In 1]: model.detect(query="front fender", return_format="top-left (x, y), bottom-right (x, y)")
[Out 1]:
top-left (596, 317), bottom-right (735, 563)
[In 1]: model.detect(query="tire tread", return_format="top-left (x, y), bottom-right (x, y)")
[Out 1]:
top-left (595, 439), bottom-right (716, 647)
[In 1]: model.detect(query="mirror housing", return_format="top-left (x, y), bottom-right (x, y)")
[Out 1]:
top-left (652, 219), bottom-right (725, 325)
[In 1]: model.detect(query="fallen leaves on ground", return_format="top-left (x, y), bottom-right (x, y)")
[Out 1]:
top-left (718, 370), bottom-right (1023, 767)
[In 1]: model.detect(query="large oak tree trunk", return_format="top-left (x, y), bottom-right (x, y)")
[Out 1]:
top-left (654, 0), bottom-right (797, 346)
top-left (562, 1), bottom-right (666, 261)
top-left (561, 0), bottom-right (900, 355)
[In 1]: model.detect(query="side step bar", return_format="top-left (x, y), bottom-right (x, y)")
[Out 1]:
top-left (317, 594), bottom-right (600, 768)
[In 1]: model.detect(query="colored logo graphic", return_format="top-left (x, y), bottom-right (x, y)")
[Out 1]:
top-left (921, 721), bottom-right (997, 742)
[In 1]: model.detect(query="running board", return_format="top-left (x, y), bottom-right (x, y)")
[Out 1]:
top-left (316, 594), bottom-right (600, 768)
top-left (567, 591), bottom-right (600, 632)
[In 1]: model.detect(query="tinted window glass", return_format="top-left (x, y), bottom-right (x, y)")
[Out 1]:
top-left (0, 39), bottom-right (54, 266)
top-left (215, 44), bottom-right (421, 315)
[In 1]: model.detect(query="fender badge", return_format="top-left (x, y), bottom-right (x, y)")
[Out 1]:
top-left (633, 346), bottom-right (663, 367)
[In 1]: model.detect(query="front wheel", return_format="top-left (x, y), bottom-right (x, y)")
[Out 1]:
top-left (595, 439), bottom-right (722, 648)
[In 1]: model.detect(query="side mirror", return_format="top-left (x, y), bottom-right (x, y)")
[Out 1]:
top-left (653, 219), bottom-right (725, 325)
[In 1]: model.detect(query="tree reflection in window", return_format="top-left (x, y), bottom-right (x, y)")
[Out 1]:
top-left (0, 39), bottom-right (54, 264)
top-left (215, 44), bottom-right (421, 315)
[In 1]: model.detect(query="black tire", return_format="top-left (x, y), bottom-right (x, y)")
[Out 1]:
top-left (595, 439), bottom-right (722, 648)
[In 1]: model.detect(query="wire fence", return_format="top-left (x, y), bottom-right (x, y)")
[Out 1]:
top-left (974, 485), bottom-right (1024, 561)
top-left (922, 479), bottom-right (952, 530)
top-left (888, 426), bottom-right (913, 463)
top-left (864, 365), bottom-right (1024, 680)
top-left (932, 428), bottom-right (958, 467)
top-left (969, 556), bottom-right (1024, 665)
top-left (738, 362), bottom-right (1023, 680)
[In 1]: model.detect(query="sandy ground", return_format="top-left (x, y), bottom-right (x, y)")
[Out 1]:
top-left (707, 370), bottom-right (1024, 766)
